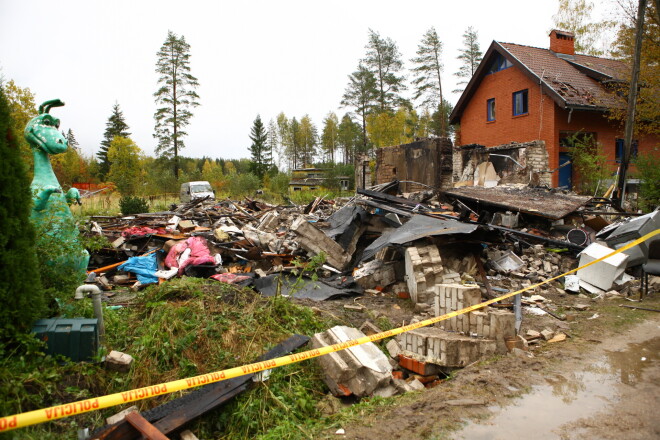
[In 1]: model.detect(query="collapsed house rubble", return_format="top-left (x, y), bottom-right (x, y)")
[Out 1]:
top-left (69, 176), bottom-right (658, 430)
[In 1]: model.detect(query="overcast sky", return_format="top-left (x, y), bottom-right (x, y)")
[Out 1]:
top-left (0, 0), bottom-right (614, 161)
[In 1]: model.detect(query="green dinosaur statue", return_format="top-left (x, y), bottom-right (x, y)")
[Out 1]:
top-left (25, 99), bottom-right (89, 274)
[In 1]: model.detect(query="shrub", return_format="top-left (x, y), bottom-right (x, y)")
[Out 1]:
top-left (0, 86), bottom-right (45, 336)
top-left (633, 152), bottom-right (660, 211)
top-left (228, 173), bottom-right (261, 198)
top-left (119, 196), bottom-right (149, 215)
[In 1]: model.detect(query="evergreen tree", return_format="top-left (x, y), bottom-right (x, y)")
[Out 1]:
top-left (97, 103), bottom-right (131, 180)
top-left (411, 27), bottom-right (447, 136)
top-left (154, 30), bottom-right (200, 179)
top-left (66, 129), bottom-right (79, 150)
top-left (0, 85), bottom-right (44, 336)
top-left (341, 63), bottom-right (378, 154)
top-left (337, 114), bottom-right (362, 164)
top-left (363, 29), bottom-right (407, 113)
top-left (453, 27), bottom-right (483, 94)
top-left (297, 115), bottom-right (318, 167)
top-left (321, 112), bottom-right (339, 163)
top-left (288, 117), bottom-right (301, 169)
top-left (248, 115), bottom-right (270, 180)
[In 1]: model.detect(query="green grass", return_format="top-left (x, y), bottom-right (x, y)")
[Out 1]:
top-left (0, 279), bottom-right (343, 438)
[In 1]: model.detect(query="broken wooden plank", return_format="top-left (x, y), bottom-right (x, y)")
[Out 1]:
top-left (124, 412), bottom-right (169, 440)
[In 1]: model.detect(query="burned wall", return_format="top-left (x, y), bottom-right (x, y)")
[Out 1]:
top-left (375, 137), bottom-right (454, 192)
top-left (453, 140), bottom-right (550, 187)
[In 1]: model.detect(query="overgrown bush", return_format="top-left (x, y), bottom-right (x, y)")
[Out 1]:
top-left (0, 86), bottom-right (44, 337)
top-left (565, 133), bottom-right (611, 195)
top-left (228, 172), bottom-right (261, 198)
top-left (33, 206), bottom-right (88, 307)
top-left (267, 172), bottom-right (290, 195)
top-left (633, 152), bottom-right (660, 211)
top-left (119, 195), bottom-right (149, 215)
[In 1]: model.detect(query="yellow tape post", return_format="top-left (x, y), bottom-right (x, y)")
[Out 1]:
top-left (1, 228), bottom-right (657, 433)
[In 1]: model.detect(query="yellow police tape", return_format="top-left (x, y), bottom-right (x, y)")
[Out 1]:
top-left (1, 228), bottom-right (658, 432)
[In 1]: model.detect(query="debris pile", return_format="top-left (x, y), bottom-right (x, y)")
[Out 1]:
top-left (79, 180), bottom-right (655, 401)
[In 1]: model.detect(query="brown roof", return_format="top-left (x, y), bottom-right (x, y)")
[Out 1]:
top-left (500, 42), bottom-right (626, 109)
top-left (450, 41), bottom-right (628, 124)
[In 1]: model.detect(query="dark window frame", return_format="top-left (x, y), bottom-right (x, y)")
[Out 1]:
top-left (512, 89), bottom-right (528, 116)
top-left (486, 53), bottom-right (513, 75)
top-left (487, 98), bottom-right (496, 121)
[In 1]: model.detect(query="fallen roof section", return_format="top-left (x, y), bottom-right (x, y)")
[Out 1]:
top-left (443, 186), bottom-right (591, 220)
top-left (361, 215), bottom-right (479, 261)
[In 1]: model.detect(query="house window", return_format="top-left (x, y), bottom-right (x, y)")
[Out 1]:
top-left (487, 98), bottom-right (496, 121)
top-left (513, 89), bottom-right (528, 116)
top-left (615, 138), bottom-right (638, 163)
top-left (486, 53), bottom-right (513, 74)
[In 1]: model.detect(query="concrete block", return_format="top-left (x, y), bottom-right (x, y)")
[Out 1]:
top-left (291, 217), bottom-right (352, 270)
top-left (489, 310), bottom-right (516, 354)
top-left (408, 378), bottom-right (425, 391)
top-left (386, 339), bottom-right (402, 359)
top-left (312, 326), bottom-right (392, 397)
top-left (105, 350), bottom-right (134, 372)
top-left (541, 329), bottom-right (555, 341)
top-left (354, 260), bottom-right (396, 289)
top-left (359, 320), bottom-right (383, 336)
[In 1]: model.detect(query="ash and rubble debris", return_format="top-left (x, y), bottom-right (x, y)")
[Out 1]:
top-left (80, 181), bottom-right (654, 398)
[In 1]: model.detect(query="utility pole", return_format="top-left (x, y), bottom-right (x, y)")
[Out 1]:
top-left (615, 0), bottom-right (647, 209)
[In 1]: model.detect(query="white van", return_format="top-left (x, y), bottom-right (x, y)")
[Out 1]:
top-left (180, 181), bottom-right (215, 203)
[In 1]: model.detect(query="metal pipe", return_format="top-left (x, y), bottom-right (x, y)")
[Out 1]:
top-left (75, 284), bottom-right (104, 342)
top-left (489, 154), bottom-right (524, 169)
top-left (91, 290), bottom-right (105, 342)
top-left (75, 283), bottom-right (101, 300)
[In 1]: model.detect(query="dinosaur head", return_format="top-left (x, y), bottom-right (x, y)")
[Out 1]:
top-left (24, 99), bottom-right (68, 155)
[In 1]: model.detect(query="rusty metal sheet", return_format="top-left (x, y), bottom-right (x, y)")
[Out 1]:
top-left (444, 186), bottom-right (591, 220)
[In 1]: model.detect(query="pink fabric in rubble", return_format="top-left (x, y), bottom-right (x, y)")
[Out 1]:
top-left (165, 236), bottom-right (216, 275)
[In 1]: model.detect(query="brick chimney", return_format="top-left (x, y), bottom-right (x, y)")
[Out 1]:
top-left (549, 29), bottom-right (575, 55)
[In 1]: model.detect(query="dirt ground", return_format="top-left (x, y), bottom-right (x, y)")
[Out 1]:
top-left (296, 282), bottom-right (660, 440)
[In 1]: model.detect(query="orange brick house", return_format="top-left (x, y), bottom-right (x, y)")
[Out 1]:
top-left (449, 30), bottom-right (660, 188)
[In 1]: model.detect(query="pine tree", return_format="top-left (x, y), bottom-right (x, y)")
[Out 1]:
top-left (341, 63), bottom-right (378, 154)
top-left (66, 129), bottom-right (79, 150)
top-left (248, 115), bottom-right (270, 180)
top-left (288, 117), bottom-right (300, 170)
top-left (363, 29), bottom-right (407, 113)
top-left (97, 103), bottom-right (131, 180)
top-left (298, 115), bottom-right (318, 167)
top-left (321, 112), bottom-right (339, 163)
top-left (337, 113), bottom-right (363, 164)
top-left (0, 86), bottom-right (44, 336)
top-left (154, 30), bottom-right (200, 179)
top-left (454, 27), bottom-right (483, 94)
top-left (411, 27), bottom-right (447, 136)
